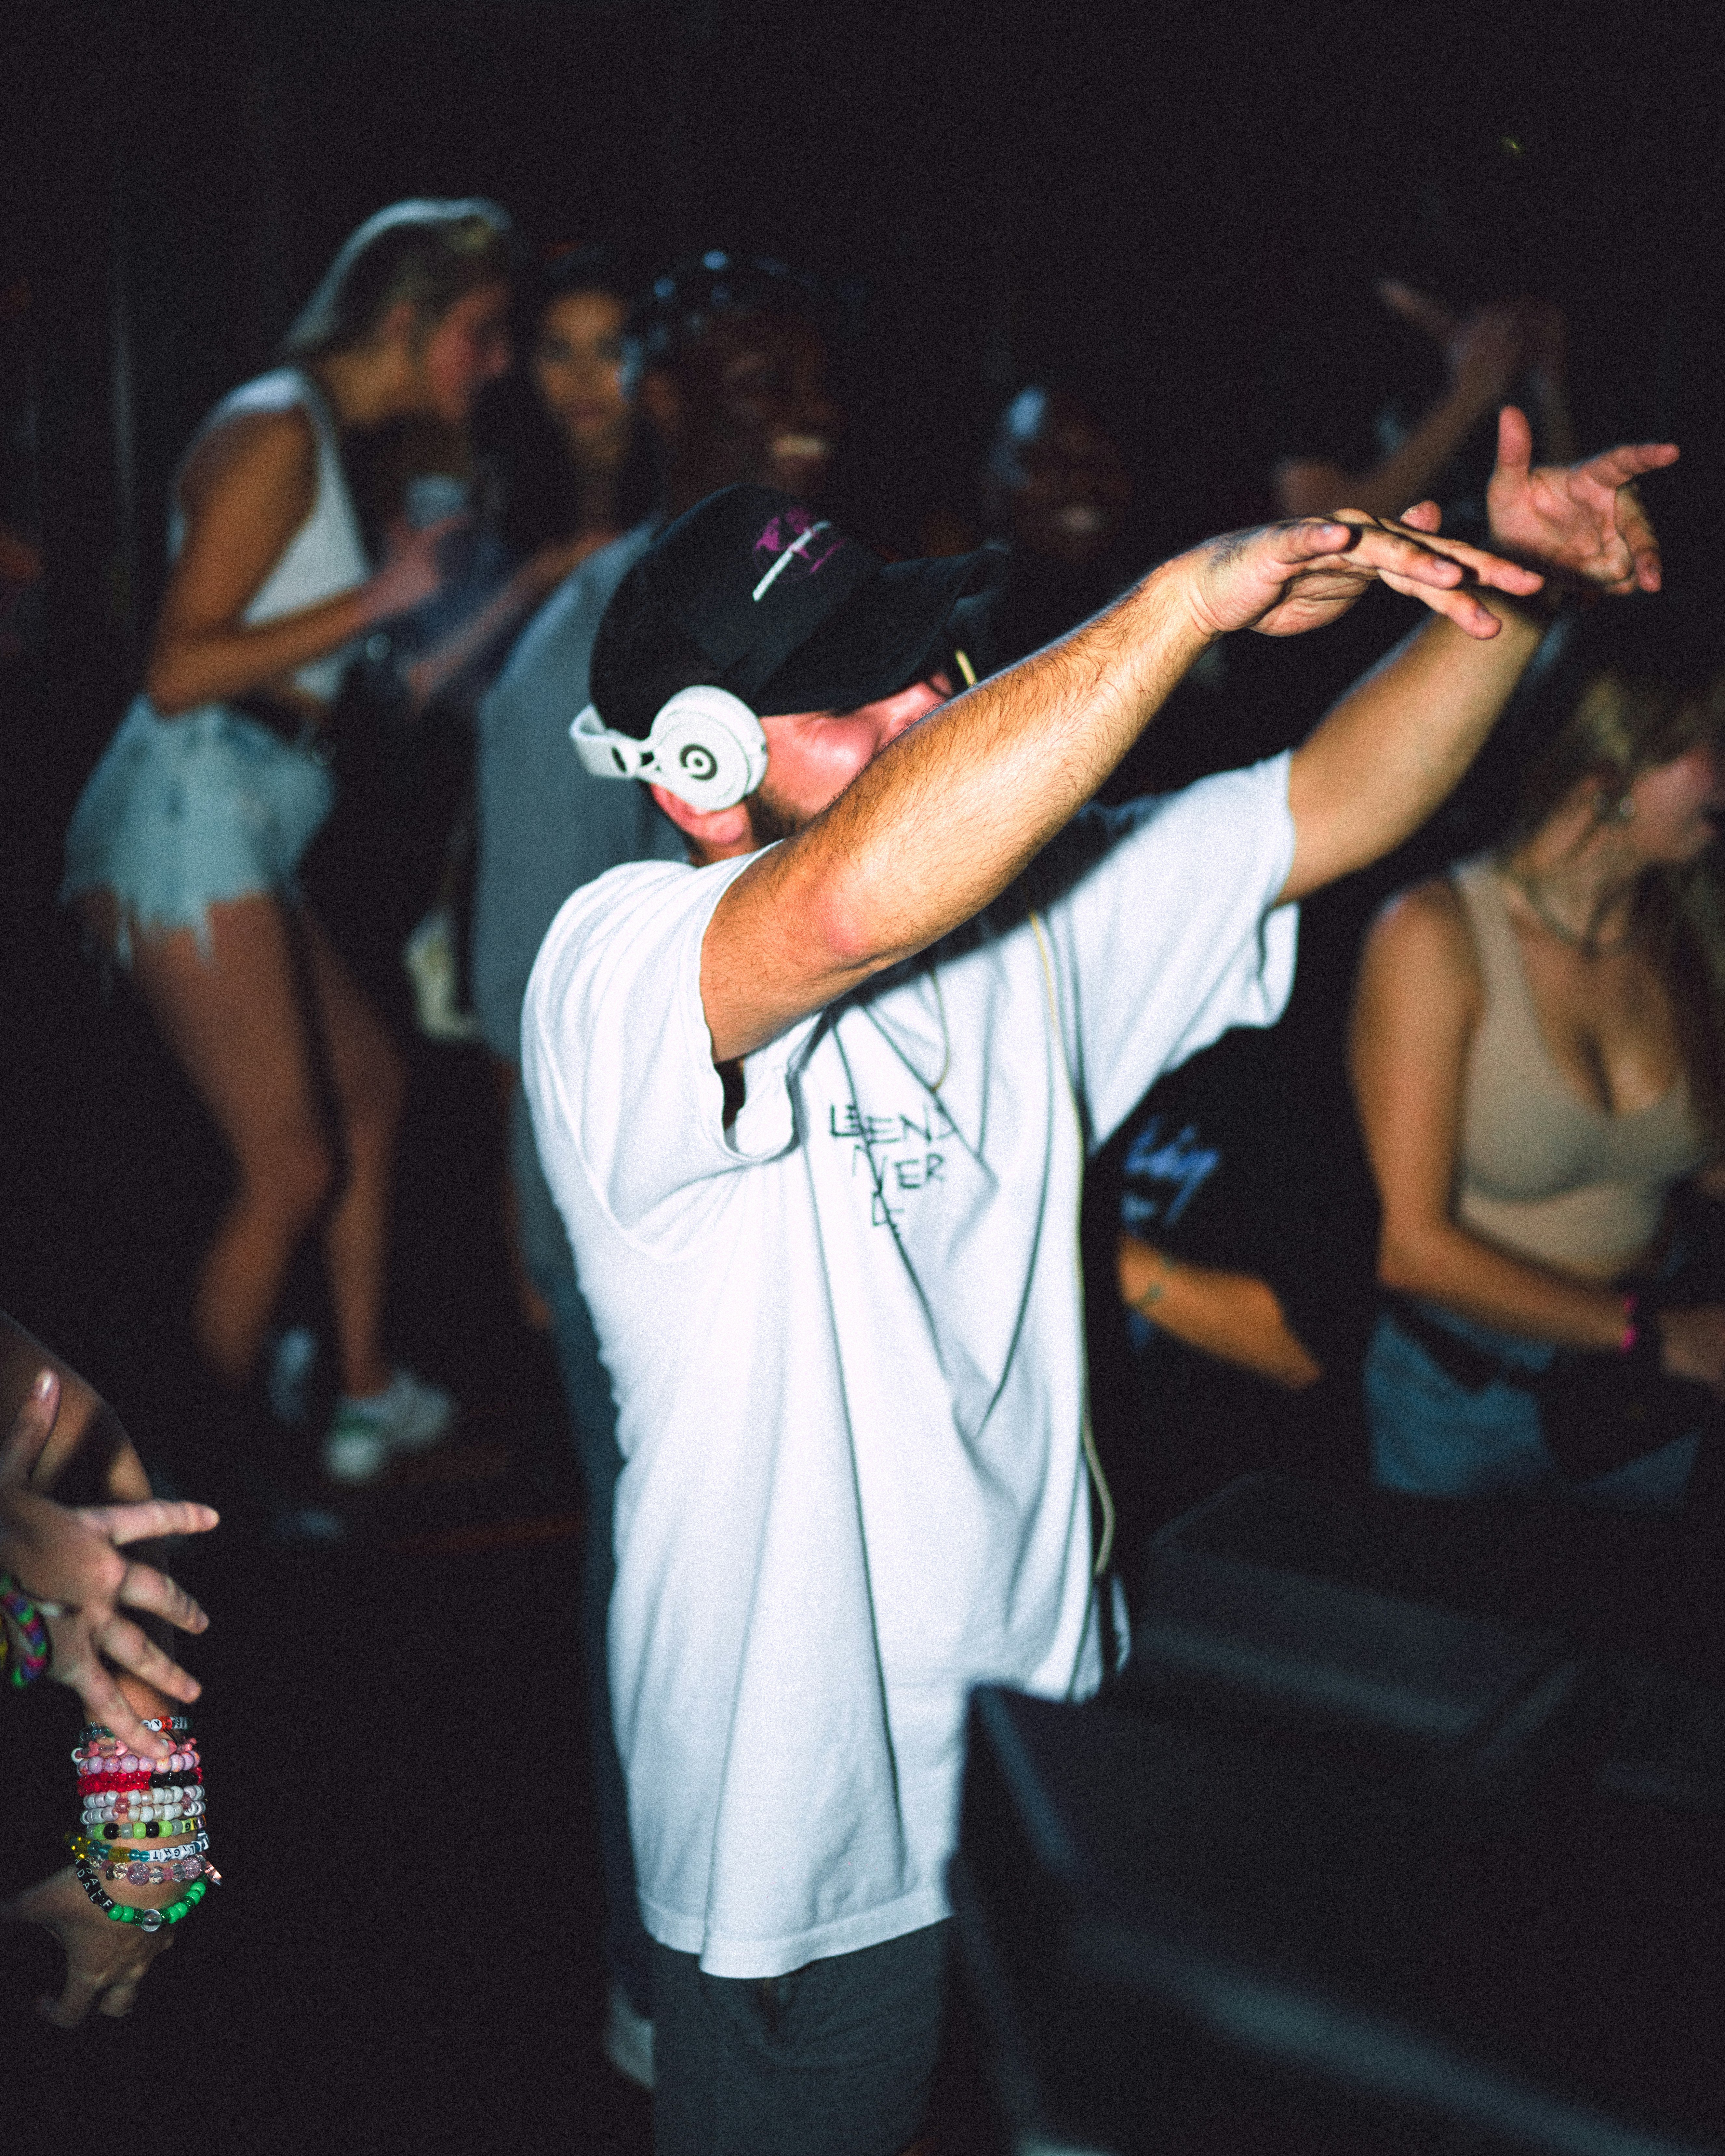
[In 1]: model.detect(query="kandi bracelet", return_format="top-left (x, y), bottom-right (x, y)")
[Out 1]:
top-left (71, 1857), bottom-right (209, 1931)
top-left (0, 1573), bottom-right (50, 1689)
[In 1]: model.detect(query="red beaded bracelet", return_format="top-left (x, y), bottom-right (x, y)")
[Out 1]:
top-left (79, 1774), bottom-right (204, 1798)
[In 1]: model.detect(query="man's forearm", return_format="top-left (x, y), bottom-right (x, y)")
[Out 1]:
top-left (705, 558), bottom-right (1213, 1060)
top-left (1280, 597), bottom-right (1545, 901)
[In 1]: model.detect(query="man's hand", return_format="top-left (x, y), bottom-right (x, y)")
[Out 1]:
top-left (1185, 513), bottom-right (1545, 643)
top-left (1487, 406), bottom-right (1677, 594)
top-left (1, 1370), bottom-right (216, 1756)
top-left (2, 1868), bottom-right (175, 2024)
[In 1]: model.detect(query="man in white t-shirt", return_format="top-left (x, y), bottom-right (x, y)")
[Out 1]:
top-left (522, 417), bottom-right (1673, 2155)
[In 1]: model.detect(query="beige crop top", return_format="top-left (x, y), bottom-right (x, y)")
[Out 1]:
top-left (1451, 857), bottom-right (1708, 1274)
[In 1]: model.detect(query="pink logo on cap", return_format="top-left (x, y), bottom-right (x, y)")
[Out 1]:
top-left (752, 507), bottom-right (840, 600)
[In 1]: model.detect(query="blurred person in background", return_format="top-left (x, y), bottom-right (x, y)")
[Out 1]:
top-left (1276, 278), bottom-right (1573, 527)
top-left (1352, 613), bottom-right (1725, 1509)
top-left (967, 393), bottom-right (1377, 1539)
top-left (1276, 146), bottom-right (1578, 533)
top-left (472, 250), bottom-right (844, 2090)
top-left (393, 241), bottom-right (660, 726)
top-left (378, 243), bottom-right (660, 1040)
top-left (1249, 152), bottom-right (1583, 761)
top-left (974, 384), bottom-right (1135, 670)
top-left (1097, 985), bottom-right (1377, 1562)
top-left (61, 200), bottom-right (513, 1488)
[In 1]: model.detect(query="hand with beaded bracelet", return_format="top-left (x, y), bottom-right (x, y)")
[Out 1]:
top-left (1, 1324), bottom-right (219, 2023)
top-left (3, 1704), bottom-right (207, 2022)
top-left (3, 1703), bottom-right (215, 2027)
top-left (1, 1327), bottom-right (218, 1755)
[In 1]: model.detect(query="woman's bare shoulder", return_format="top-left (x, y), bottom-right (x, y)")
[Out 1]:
top-left (1361, 874), bottom-right (1481, 1000)
top-left (1372, 872), bottom-right (1469, 942)
top-left (178, 404), bottom-right (317, 524)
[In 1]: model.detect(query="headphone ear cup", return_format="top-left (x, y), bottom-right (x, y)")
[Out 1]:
top-left (647, 686), bottom-right (769, 811)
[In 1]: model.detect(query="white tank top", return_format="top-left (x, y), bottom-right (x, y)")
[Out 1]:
top-left (169, 368), bottom-right (370, 705)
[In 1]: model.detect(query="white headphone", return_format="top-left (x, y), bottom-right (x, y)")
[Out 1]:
top-left (570, 684), bottom-right (769, 813)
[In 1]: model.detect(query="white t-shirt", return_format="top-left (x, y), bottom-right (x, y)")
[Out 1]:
top-left (523, 753), bottom-right (1298, 1978)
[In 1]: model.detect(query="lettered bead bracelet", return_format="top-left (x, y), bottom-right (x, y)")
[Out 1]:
top-left (67, 1830), bottom-right (213, 1887)
top-left (70, 1853), bottom-right (209, 1931)
top-left (70, 1722), bottom-right (217, 1927)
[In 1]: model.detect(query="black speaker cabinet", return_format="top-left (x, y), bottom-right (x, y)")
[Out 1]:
top-left (950, 1476), bottom-right (1725, 2155)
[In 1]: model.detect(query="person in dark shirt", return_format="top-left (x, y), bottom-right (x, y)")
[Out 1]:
top-left (1090, 976), bottom-right (1379, 1552)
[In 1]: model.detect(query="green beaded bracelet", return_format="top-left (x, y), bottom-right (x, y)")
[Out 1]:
top-left (74, 1858), bottom-right (208, 1931)
top-left (112, 1878), bottom-right (206, 1928)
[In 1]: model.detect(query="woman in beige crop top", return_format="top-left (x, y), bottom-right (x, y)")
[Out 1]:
top-left (63, 204), bottom-right (512, 1483)
top-left (1350, 654), bottom-right (1725, 1495)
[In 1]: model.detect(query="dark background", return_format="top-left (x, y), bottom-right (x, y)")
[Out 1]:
top-left (3, 7), bottom-right (1725, 2149)
top-left (7, 2), bottom-right (1725, 703)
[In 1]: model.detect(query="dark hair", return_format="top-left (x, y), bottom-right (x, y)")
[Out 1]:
top-left (522, 240), bottom-right (641, 334)
top-left (281, 199), bottom-right (515, 361)
top-left (474, 241), bottom-right (656, 555)
top-left (626, 252), bottom-right (826, 375)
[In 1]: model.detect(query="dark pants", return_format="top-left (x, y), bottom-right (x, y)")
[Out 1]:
top-left (650, 1922), bottom-right (949, 2156)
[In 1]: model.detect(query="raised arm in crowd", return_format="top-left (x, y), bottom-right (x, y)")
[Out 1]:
top-left (696, 408), bottom-right (1672, 1066)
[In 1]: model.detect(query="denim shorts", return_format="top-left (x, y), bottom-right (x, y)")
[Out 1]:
top-left (1365, 1302), bottom-right (1697, 1511)
top-left (62, 696), bottom-right (334, 961)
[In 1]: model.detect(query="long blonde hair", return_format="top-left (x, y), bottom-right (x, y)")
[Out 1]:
top-left (1505, 662), bottom-right (1725, 1147)
top-left (281, 200), bottom-right (513, 361)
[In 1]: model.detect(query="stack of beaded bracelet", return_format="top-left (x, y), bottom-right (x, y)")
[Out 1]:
top-left (69, 1719), bottom-right (217, 1927)
top-left (0, 1572), bottom-right (51, 1689)
top-left (75, 1727), bottom-right (205, 1838)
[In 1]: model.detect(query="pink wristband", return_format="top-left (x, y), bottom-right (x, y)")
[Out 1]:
top-left (1619, 1293), bottom-right (1640, 1355)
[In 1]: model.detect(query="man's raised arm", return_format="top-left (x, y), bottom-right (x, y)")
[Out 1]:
top-left (701, 514), bottom-right (1541, 1065)
top-left (1278, 412), bottom-right (1675, 900)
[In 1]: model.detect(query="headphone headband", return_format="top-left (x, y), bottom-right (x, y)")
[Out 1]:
top-left (571, 685), bottom-right (769, 812)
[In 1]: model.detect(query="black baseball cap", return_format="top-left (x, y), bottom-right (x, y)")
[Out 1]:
top-left (589, 484), bottom-right (1005, 740)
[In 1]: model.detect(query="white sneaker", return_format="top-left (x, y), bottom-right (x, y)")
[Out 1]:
top-left (321, 1369), bottom-right (456, 1484)
top-left (403, 908), bottom-right (480, 1043)
top-left (603, 1980), bottom-right (655, 2092)
top-left (321, 1423), bottom-right (389, 1485)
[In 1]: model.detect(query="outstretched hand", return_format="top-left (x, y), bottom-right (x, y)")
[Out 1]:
top-left (1487, 406), bottom-right (1677, 594)
top-left (2, 1867), bottom-right (175, 2025)
top-left (0, 1370), bottom-right (216, 1758)
top-left (1185, 511), bottom-right (1544, 643)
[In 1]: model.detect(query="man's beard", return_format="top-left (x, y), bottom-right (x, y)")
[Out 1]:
top-left (743, 783), bottom-right (809, 846)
